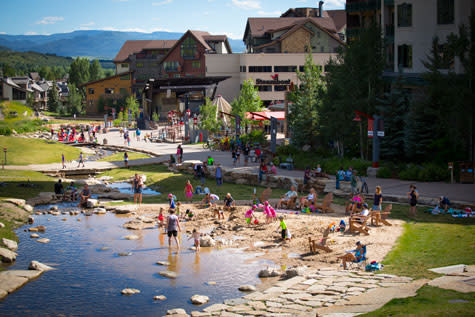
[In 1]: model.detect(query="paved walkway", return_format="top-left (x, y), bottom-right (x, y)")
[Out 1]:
top-left (5, 129), bottom-right (475, 203)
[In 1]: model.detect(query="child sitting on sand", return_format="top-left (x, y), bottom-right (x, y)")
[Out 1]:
top-left (188, 228), bottom-right (201, 252)
top-left (213, 208), bottom-right (224, 220)
top-left (245, 205), bottom-right (258, 225)
top-left (185, 209), bottom-right (194, 220)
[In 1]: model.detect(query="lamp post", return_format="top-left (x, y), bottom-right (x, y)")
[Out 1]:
top-left (353, 113), bottom-right (363, 160)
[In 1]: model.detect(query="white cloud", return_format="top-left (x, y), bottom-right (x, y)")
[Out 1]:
top-left (0, 32), bottom-right (6, 34)
top-left (36, 16), bottom-right (64, 25)
top-left (25, 32), bottom-right (38, 35)
top-left (152, 0), bottom-right (173, 5)
top-left (323, 0), bottom-right (345, 8)
top-left (220, 31), bottom-right (242, 40)
top-left (80, 22), bottom-right (95, 27)
top-left (231, 0), bottom-right (261, 10)
top-left (257, 10), bottom-right (281, 16)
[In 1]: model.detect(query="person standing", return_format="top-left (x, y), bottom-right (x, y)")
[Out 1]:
top-left (373, 186), bottom-right (383, 211)
top-left (259, 161), bottom-right (267, 183)
top-left (124, 152), bottom-right (129, 168)
top-left (166, 209), bottom-right (181, 250)
top-left (243, 143), bottom-right (250, 166)
top-left (408, 184), bottom-right (419, 218)
top-left (184, 180), bottom-right (193, 202)
top-left (215, 163), bottom-right (223, 186)
top-left (136, 127), bottom-right (141, 141)
top-left (177, 145), bottom-right (183, 163)
top-left (77, 152), bottom-right (85, 168)
top-left (133, 174), bottom-right (143, 205)
top-left (62, 153), bottom-right (66, 169)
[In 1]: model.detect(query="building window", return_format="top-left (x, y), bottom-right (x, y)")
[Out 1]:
top-left (398, 44), bottom-right (413, 68)
top-left (274, 66), bottom-right (297, 72)
top-left (192, 61), bottom-right (201, 69)
top-left (105, 88), bottom-right (114, 94)
top-left (274, 85), bottom-right (287, 92)
top-left (257, 85), bottom-right (272, 92)
top-left (136, 63), bottom-right (144, 68)
top-left (240, 66), bottom-right (247, 72)
top-left (88, 88), bottom-right (94, 95)
top-left (121, 63), bottom-right (128, 68)
top-left (181, 37), bottom-right (197, 59)
top-left (397, 3), bottom-right (412, 27)
top-left (120, 88), bottom-right (128, 95)
top-left (437, 0), bottom-right (454, 25)
top-left (248, 66), bottom-right (272, 72)
top-left (163, 61), bottom-right (179, 72)
top-left (120, 74), bottom-right (130, 80)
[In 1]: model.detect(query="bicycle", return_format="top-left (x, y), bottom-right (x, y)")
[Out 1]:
top-left (202, 139), bottom-right (218, 151)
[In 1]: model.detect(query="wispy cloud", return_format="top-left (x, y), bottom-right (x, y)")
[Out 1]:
top-left (36, 16), bottom-right (64, 25)
top-left (257, 10), bottom-right (281, 16)
top-left (80, 22), bottom-right (95, 27)
top-left (0, 32), bottom-right (5, 34)
top-left (324, 0), bottom-right (345, 7)
top-left (152, 0), bottom-right (173, 5)
top-left (231, 0), bottom-right (261, 10)
top-left (25, 32), bottom-right (38, 35)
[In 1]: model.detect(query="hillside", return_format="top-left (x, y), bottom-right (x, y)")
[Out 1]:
top-left (0, 30), bottom-right (246, 59)
top-left (0, 49), bottom-right (73, 71)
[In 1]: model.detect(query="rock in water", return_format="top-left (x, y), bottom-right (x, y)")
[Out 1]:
top-left (283, 266), bottom-right (307, 279)
top-left (30, 233), bottom-right (39, 238)
top-left (86, 199), bottom-right (98, 208)
top-left (190, 295), bottom-right (210, 305)
top-left (159, 271), bottom-right (177, 279)
top-left (36, 238), bottom-right (50, 244)
top-left (238, 285), bottom-right (257, 292)
top-left (167, 308), bottom-right (187, 315)
top-left (156, 261), bottom-right (170, 266)
top-left (154, 295), bottom-right (167, 301)
top-left (2, 238), bottom-right (18, 251)
top-left (28, 216), bottom-right (34, 224)
top-left (29, 260), bottom-right (54, 271)
top-left (37, 225), bottom-right (46, 232)
top-left (118, 252), bottom-right (132, 256)
top-left (121, 288), bottom-right (140, 295)
top-left (124, 235), bottom-right (139, 240)
top-left (24, 204), bottom-right (34, 212)
top-left (258, 267), bottom-right (281, 278)
top-left (0, 247), bottom-right (17, 263)
top-left (199, 235), bottom-right (216, 247)
top-left (93, 208), bottom-right (106, 214)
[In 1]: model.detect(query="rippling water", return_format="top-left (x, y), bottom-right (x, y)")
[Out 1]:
top-left (0, 210), bottom-right (271, 316)
top-left (108, 182), bottom-right (161, 195)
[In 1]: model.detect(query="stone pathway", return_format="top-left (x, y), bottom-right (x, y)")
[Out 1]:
top-left (164, 268), bottom-right (422, 317)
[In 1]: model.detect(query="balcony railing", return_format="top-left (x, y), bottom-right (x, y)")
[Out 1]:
top-left (346, 0), bottom-right (381, 13)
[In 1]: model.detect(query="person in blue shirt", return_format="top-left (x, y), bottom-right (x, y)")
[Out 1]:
top-left (215, 163), bottom-right (223, 186)
top-left (345, 167), bottom-right (353, 181)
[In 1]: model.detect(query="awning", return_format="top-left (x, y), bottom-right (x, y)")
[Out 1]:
top-left (246, 111), bottom-right (285, 121)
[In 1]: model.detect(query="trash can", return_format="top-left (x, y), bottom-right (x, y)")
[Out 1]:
top-left (459, 162), bottom-right (474, 183)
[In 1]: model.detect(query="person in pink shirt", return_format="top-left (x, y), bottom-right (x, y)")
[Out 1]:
top-left (264, 201), bottom-right (276, 224)
top-left (245, 205), bottom-right (257, 225)
top-left (184, 180), bottom-right (193, 202)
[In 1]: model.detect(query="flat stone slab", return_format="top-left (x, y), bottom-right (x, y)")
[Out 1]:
top-left (428, 264), bottom-right (467, 275)
top-left (428, 275), bottom-right (475, 293)
top-left (203, 303), bottom-right (229, 313)
top-left (276, 276), bottom-right (306, 288)
top-left (3, 270), bottom-right (42, 279)
top-left (0, 273), bottom-right (28, 293)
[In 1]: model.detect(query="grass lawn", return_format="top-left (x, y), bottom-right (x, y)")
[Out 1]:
top-left (0, 218), bottom-right (18, 243)
top-left (363, 285), bottom-right (475, 316)
top-left (97, 152), bottom-right (151, 162)
top-left (100, 164), bottom-right (287, 204)
top-left (0, 170), bottom-right (57, 200)
top-left (0, 135), bottom-right (81, 165)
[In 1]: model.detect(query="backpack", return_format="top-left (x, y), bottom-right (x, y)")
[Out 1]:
top-left (339, 220), bottom-right (346, 232)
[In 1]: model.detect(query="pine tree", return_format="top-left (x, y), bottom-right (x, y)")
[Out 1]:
top-left (47, 84), bottom-right (60, 112)
top-left (89, 60), bottom-right (103, 81)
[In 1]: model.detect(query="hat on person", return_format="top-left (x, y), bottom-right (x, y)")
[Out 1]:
top-left (168, 193), bottom-right (173, 198)
top-left (279, 216), bottom-right (284, 220)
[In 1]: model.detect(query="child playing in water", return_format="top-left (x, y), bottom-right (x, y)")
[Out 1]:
top-left (264, 201), bottom-right (276, 224)
top-left (176, 201), bottom-right (182, 218)
top-left (157, 208), bottom-right (165, 228)
top-left (189, 228), bottom-right (201, 252)
top-left (185, 209), bottom-right (194, 220)
top-left (245, 205), bottom-right (258, 225)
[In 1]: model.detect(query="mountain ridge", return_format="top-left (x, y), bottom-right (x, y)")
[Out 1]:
top-left (0, 30), bottom-right (245, 59)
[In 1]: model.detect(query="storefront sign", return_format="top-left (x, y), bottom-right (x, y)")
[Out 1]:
top-left (256, 79), bottom-right (291, 85)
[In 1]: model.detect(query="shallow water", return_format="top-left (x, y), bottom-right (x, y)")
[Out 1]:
top-left (0, 211), bottom-right (271, 316)
top-left (108, 182), bottom-right (161, 195)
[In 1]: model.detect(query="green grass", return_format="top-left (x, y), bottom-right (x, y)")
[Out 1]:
top-left (0, 169), bottom-right (57, 200)
top-left (0, 218), bottom-right (18, 243)
top-left (97, 152), bottom-right (151, 162)
top-left (100, 164), bottom-right (287, 203)
top-left (0, 101), bottom-right (33, 120)
top-left (363, 285), bottom-right (475, 316)
top-left (0, 135), bottom-right (81, 165)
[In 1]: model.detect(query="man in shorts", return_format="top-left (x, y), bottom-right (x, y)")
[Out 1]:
top-left (166, 209), bottom-right (181, 249)
top-left (78, 184), bottom-right (91, 208)
top-left (133, 174), bottom-right (143, 205)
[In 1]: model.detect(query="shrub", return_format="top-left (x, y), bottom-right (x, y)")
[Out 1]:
top-left (113, 119), bottom-right (122, 127)
top-left (418, 163), bottom-right (449, 182)
top-left (376, 166), bottom-right (392, 178)
top-left (241, 129), bottom-right (266, 145)
top-left (152, 112), bottom-right (159, 122)
top-left (0, 126), bottom-right (12, 136)
top-left (399, 164), bottom-right (421, 181)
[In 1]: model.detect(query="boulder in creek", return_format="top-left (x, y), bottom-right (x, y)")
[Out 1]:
top-left (154, 295), bottom-right (167, 300)
top-left (30, 233), bottom-right (40, 238)
top-left (199, 235), bottom-right (216, 247)
top-left (36, 238), bottom-right (50, 244)
top-left (159, 271), bottom-right (177, 279)
top-left (0, 247), bottom-right (17, 263)
top-left (190, 295), bottom-right (210, 305)
top-left (124, 235), bottom-right (139, 240)
top-left (238, 285), bottom-right (257, 292)
top-left (86, 198), bottom-right (98, 208)
top-left (121, 288), bottom-right (140, 295)
top-left (258, 267), bottom-right (281, 278)
top-left (2, 238), bottom-right (18, 251)
top-left (28, 260), bottom-right (55, 271)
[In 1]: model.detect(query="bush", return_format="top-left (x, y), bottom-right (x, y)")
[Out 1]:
top-left (376, 166), bottom-right (392, 178)
top-left (113, 119), bottom-right (122, 127)
top-left (398, 163), bottom-right (448, 182)
top-left (0, 126), bottom-right (12, 136)
top-left (241, 129), bottom-right (266, 145)
top-left (399, 164), bottom-right (421, 181)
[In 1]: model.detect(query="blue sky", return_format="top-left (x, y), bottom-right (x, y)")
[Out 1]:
top-left (0, 0), bottom-right (345, 38)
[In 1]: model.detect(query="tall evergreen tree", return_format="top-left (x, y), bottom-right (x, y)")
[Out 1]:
top-left (47, 84), bottom-right (61, 112)
top-left (288, 52), bottom-right (325, 148)
top-left (89, 59), bottom-right (103, 81)
top-left (66, 84), bottom-right (83, 115)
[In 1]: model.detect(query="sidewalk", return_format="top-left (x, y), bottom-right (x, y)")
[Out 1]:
top-left (5, 129), bottom-right (475, 203)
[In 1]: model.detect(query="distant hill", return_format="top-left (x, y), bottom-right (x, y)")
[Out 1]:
top-left (0, 30), bottom-right (246, 59)
top-left (0, 49), bottom-right (73, 72)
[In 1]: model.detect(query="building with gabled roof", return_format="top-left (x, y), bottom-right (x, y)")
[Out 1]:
top-left (243, 3), bottom-right (346, 54)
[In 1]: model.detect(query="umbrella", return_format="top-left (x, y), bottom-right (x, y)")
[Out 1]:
top-left (212, 95), bottom-right (232, 126)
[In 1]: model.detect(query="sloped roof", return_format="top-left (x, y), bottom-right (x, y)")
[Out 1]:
top-left (189, 30), bottom-right (212, 50)
top-left (2, 78), bottom-right (21, 89)
top-left (326, 10), bottom-right (346, 32)
top-left (255, 23), bottom-right (314, 49)
top-left (113, 40), bottom-right (178, 62)
top-left (29, 72), bottom-right (40, 81)
top-left (80, 71), bottom-right (132, 87)
top-left (246, 17), bottom-right (337, 38)
top-left (31, 83), bottom-right (44, 92)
